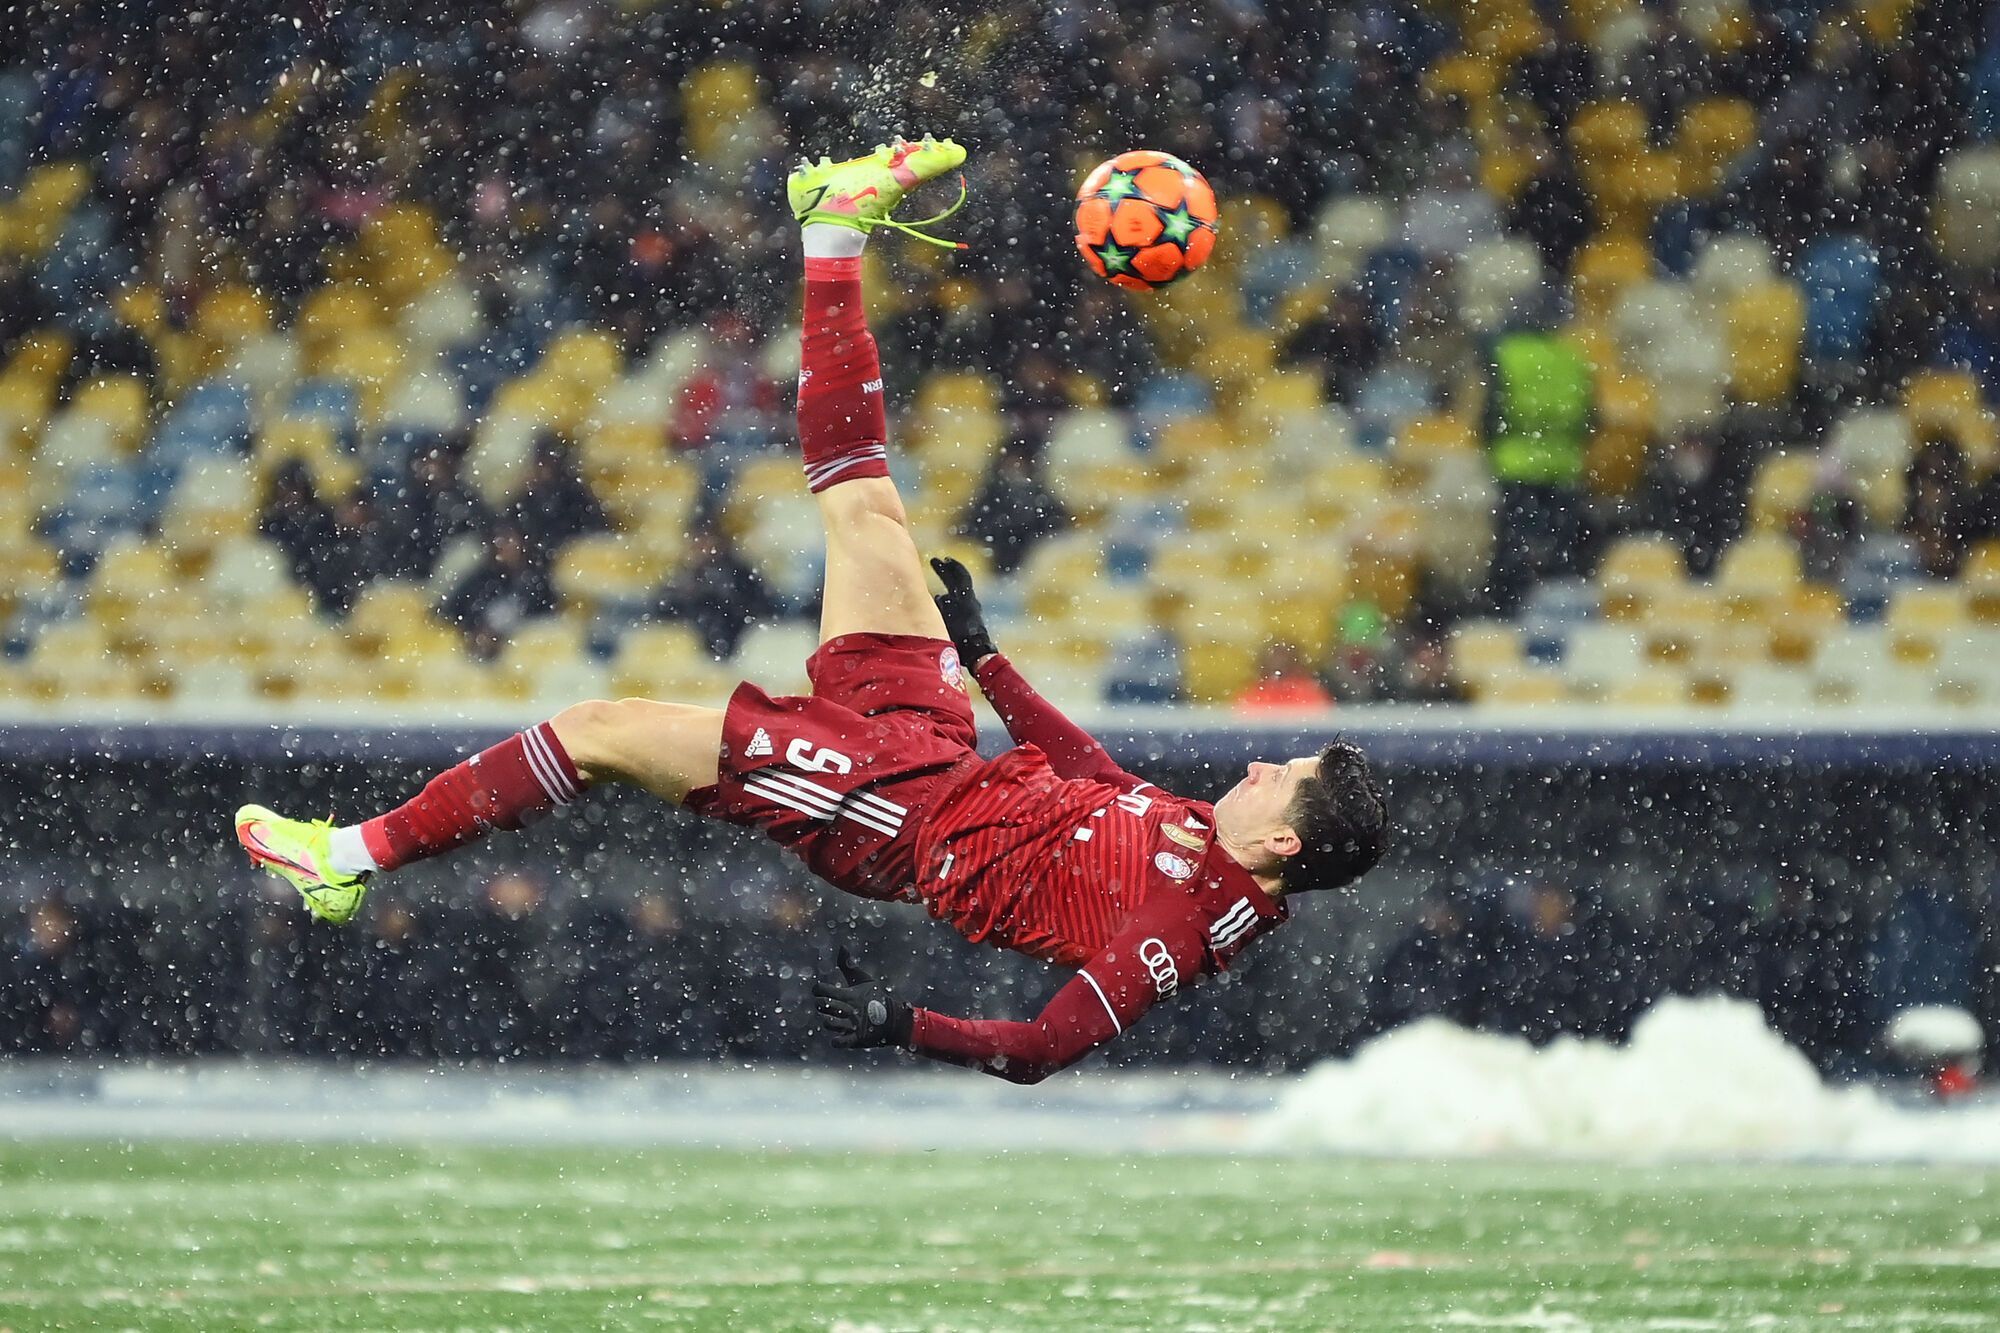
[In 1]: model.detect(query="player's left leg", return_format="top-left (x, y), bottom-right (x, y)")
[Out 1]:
top-left (236, 698), bottom-right (721, 923)
top-left (787, 138), bottom-right (964, 645)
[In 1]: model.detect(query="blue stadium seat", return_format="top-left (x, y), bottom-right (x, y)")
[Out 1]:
top-left (1360, 245), bottom-right (1424, 338)
top-left (1103, 630), bottom-right (1183, 704)
top-left (1652, 201), bottom-right (1719, 277)
top-left (285, 379), bottom-right (361, 440)
top-left (1131, 372), bottom-right (1211, 420)
top-left (41, 462), bottom-right (175, 563)
top-left (1841, 533), bottom-right (1922, 622)
top-left (1798, 235), bottom-right (1882, 364)
top-left (153, 378), bottom-right (253, 463)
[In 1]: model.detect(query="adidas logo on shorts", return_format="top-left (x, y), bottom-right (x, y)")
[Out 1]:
top-left (746, 728), bottom-right (774, 758)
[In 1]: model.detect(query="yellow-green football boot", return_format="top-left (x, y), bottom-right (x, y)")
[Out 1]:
top-left (234, 804), bottom-right (369, 924)
top-left (787, 135), bottom-right (970, 248)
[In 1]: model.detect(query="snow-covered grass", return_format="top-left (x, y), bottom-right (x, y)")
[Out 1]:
top-left (0, 1144), bottom-right (1993, 1330)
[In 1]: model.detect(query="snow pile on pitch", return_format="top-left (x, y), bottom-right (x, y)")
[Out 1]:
top-left (1255, 996), bottom-right (2000, 1161)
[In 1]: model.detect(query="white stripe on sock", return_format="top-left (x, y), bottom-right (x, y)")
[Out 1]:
top-left (519, 729), bottom-right (569, 805)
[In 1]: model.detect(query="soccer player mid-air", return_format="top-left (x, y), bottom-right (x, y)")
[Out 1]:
top-left (235, 138), bottom-right (1390, 1083)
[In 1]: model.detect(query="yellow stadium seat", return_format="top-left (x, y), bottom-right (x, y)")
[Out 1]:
top-left (1716, 532), bottom-right (1802, 596)
top-left (194, 285), bottom-right (274, 345)
top-left (1204, 328), bottom-right (1279, 384)
top-left (1765, 586), bottom-right (1843, 664)
top-left (1243, 369), bottom-right (1323, 418)
top-left (1153, 413), bottom-right (1234, 472)
top-left (1571, 236), bottom-right (1652, 319)
top-left (1393, 413), bottom-right (1475, 467)
top-left (1598, 533), bottom-right (1688, 621)
top-left (1747, 451), bottom-right (1817, 533)
top-left (1905, 368), bottom-right (1998, 467)
top-left (1304, 454), bottom-right (1391, 527)
top-left (1965, 541), bottom-right (2000, 623)
top-left (10, 162), bottom-right (89, 257)
top-left (1479, 669), bottom-right (1568, 706)
top-left (1641, 586), bottom-right (1721, 666)
top-left (1054, 459), bottom-right (1160, 525)
top-left (1450, 621), bottom-right (1524, 683)
top-left (553, 534), bottom-right (662, 611)
top-left (5, 330), bottom-right (72, 385)
top-left (1886, 585), bottom-right (1970, 665)
top-left (1182, 637), bottom-right (1259, 704)
top-left (542, 329), bottom-right (624, 394)
top-left (1570, 100), bottom-right (1649, 168)
top-left (1726, 280), bottom-right (1805, 406)
top-left (682, 60), bottom-right (762, 160)
top-left (1423, 52), bottom-right (1502, 108)
top-left (1563, 0), bottom-right (1636, 40)
top-left (610, 622), bottom-right (734, 701)
top-left (1676, 98), bottom-right (1758, 198)
top-left (1608, 668), bottom-right (1691, 708)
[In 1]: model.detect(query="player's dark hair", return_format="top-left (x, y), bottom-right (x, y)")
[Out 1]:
top-left (1281, 739), bottom-right (1388, 894)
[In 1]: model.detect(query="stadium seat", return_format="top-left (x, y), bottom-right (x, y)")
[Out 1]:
top-left (1725, 280), bottom-right (1805, 406)
top-left (1904, 369), bottom-right (1998, 469)
top-left (1935, 147), bottom-right (2000, 266)
top-left (1965, 542), bottom-right (2000, 624)
top-left (1607, 667), bottom-right (1691, 708)
top-left (1676, 98), bottom-right (1758, 198)
top-left (1746, 452), bottom-right (1818, 534)
top-left (1571, 236), bottom-right (1652, 320)
top-left (1479, 668), bottom-right (1569, 706)
top-left (1598, 534), bottom-right (1688, 620)
top-left (1691, 234), bottom-right (1775, 309)
top-left (1828, 407), bottom-right (1916, 524)
top-left (1449, 621), bottom-right (1524, 687)
top-left (1456, 236), bottom-right (1544, 332)
top-left (1797, 235), bottom-right (1882, 364)
top-left (1886, 586), bottom-right (1971, 666)
top-left (610, 623), bottom-right (734, 701)
top-left (553, 533), bottom-right (663, 614)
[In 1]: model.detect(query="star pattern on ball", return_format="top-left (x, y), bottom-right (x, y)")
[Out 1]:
top-left (1093, 239), bottom-right (1137, 275)
top-left (1157, 200), bottom-right (1201, 245)
top-left (1098, 171), bottom-right (1141, 202)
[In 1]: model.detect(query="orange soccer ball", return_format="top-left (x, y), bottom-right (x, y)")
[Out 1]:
top-left (1074, 150), bottom-right (1219, 291)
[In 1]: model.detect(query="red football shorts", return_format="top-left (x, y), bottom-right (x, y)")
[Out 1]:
top-left (684, 633), bottom-right (979, 900)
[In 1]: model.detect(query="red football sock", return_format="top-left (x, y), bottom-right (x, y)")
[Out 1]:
top-left (798, 254), bottom-right (891, 492)
top-left (359, 722), bottom-right (585, 872)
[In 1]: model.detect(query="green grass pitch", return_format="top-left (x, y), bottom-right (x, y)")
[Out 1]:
top-left (0, 1144), bottom-right (1995, 1330)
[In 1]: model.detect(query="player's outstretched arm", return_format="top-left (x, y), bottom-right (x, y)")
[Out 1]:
top-left (816, 908), bottom-right (1206, 1085)
top-left (930, 557), bottom-right (1137, 787)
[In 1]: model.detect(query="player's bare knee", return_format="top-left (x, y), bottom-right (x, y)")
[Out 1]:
top-left (549, 698), bottom-right (635, 781)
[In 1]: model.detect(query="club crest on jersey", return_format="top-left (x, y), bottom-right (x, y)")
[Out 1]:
top-left (1162, 823), bottom-right (1205, 852)
top-left (939, 645), bottom-right (966, 692)
top-left (1154, 851), bottom-right (1195, 881)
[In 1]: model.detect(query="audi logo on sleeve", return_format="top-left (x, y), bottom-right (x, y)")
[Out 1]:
top-left (1138, 937), bottom-right (1179, 997)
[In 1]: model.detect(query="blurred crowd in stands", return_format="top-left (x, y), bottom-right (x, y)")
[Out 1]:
top-left (7, 0), bottom-right (2000, 709)
top-left (4, 864), bottom-right (1993, 1076)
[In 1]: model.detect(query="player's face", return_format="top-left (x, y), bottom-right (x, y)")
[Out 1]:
top-left (1213, 755), bottom-right (1316, 853)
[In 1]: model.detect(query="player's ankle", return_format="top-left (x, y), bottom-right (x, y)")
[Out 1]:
top-left (802, 222), bottom-right (867, 260)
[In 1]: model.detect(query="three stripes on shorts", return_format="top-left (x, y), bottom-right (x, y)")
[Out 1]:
top-left (743, 766), bottom-right (907, 838)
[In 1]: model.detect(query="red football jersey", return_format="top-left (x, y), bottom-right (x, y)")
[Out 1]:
top-left (902, 654), bottom-right (1289, 1083)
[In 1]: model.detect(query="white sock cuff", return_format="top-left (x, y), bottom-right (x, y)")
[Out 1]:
top-left (327, 824), bottom-right (381, 877)
top-left (802, 223), bottom-right (867, 259)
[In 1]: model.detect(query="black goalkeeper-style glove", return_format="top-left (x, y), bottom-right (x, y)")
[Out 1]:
top-left (813, 947), bottom-right (914, 1049)
top-left (929, 556), bottom-right (997, 665)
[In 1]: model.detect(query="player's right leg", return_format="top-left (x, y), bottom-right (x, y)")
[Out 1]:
top-left (787, 138), bottom-right (965, 645)
top-left (235, 699), bottom-right (721, 923)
